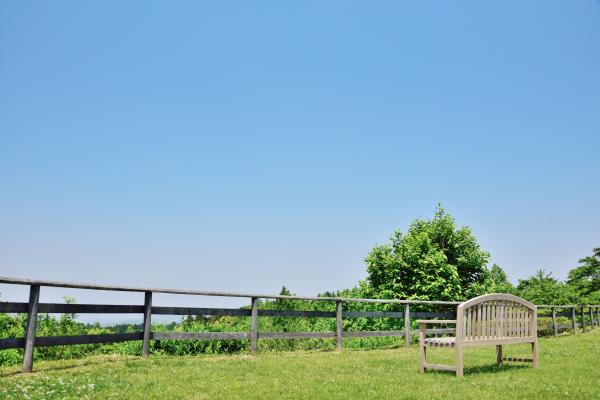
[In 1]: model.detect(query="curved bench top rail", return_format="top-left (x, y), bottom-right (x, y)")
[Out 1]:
top-left (457, 294), bottom-right (538, 342)
top-left (458, 293), bottom-right (536, 310)
top-left (0, 276), bottom-right (460, 305)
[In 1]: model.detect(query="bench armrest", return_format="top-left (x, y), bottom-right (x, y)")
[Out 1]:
top-left (417, 319), bottom-right (457, 325)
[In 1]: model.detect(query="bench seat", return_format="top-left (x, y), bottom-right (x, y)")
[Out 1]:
top-left (424, 337), bottom-right (456, 347)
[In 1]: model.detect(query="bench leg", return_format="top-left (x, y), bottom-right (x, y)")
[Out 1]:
top-left (419, 324), bottom-right (426, 373)
top-left (496, 345), bottom-right (503, 367)
top-left (419, 345), bottom-right (426, 373)
top-left (455, 346), bottom-right (464, 378)
top-left (531, 341), bottom-right (538, 368)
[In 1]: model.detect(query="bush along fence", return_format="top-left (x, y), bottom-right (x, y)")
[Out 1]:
top-left (0, 277), bottom-right (599, 373)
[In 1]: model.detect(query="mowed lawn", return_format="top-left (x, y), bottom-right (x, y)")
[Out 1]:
top-left (1, 330), bottom-right (599, 399)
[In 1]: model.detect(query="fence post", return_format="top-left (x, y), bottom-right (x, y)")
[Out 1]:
top-left (404, 303), bottom-right (410, 349)
top-left (251, 297), bottom-right (258, 354)
top-left (571, 307), bottom-right (577, 334)
top-left (589, 307), bottom-right (594, 328)
top-left (336, 300), bottom-right (343, 351)
top-left (22, 284), bottom-right (40, 373)
top-left (551, 307), bottom-right (557, 337)
top-left (597, 307), bottom-right (600, 327)
top-left (142, 291), bottom-right (152, 357)
top-left (581, 307), bottom-right (586, 332)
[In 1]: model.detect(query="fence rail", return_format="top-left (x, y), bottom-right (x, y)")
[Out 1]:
top-left (0, 276), bottom-right (599, 373)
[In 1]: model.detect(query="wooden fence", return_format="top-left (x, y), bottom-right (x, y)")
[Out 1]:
top-left (0, 277), bottom-right (599, 373)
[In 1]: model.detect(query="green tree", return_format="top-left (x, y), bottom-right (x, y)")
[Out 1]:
top-left (516, 269), bottom-right (577, 305)
top-left (566, 247), bottom-right (600, 303)
top-left (365, 206), bottom-right (490, 301)
top-left (273, 286), bottom-right (295, 310)
top-left (487, 264), bottom-right (514, 293)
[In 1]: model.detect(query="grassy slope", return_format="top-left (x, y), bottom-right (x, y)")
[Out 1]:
top-left (1, 329), bottom-right (599, 400)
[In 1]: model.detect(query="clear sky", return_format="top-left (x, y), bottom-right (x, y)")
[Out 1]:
top-left (1, 1), bottom-right (599, 310)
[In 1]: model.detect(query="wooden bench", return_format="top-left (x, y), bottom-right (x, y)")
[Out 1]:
top-left (418, 293), bottom-right (538, 377)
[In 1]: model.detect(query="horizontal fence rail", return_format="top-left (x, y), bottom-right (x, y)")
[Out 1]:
top-left (0, 276), bottom-right (599, 373)
top-left (0, 276), bottom-right (459, 304)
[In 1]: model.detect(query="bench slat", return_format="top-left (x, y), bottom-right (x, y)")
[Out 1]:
top-left (423, 363), bottom-right (456, 372)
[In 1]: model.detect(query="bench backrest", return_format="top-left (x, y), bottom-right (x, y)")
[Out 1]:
top-left (456, 294), bottom-right (537, 342)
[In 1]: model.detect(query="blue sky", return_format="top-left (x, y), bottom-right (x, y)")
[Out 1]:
top-left (1, 1), bottom-right (599, 309)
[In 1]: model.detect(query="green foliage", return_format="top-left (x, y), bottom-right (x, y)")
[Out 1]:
top-left (0, 313), bottom-right (25, 366)
top-left (567, 247), bottom-right (600, 304)
top-left (365, 206), bottom-right (490, 301)
top-left (516, 269), bottom-right (577, 305)
top-left (487, 264), bottom-right (514, 294)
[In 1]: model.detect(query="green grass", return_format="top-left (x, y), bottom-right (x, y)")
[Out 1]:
top-left (1, 329), bottom-right (599, 399)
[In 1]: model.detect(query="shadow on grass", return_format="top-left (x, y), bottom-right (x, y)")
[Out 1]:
top-left (0, 355), bottom-right (139, 378)
top-left (426, 363), bottom-right (529, 377)
top-left (465, 363), bottom-right (528, 376)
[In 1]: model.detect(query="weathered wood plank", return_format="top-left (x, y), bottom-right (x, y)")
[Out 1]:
top-left (342, 311), bottom-right (403, 318)
top-left (155, 307), bottom-right (336, 318)
top-left (342, 330), bottom-right (404, 338)
top-left (0, 337), bottom-right (25, 350)
top-left (258, 310), bottom-right (335, 318)
top-left (3, 276), bottom-right (596, 308)
top-left (152, 307), bottom-right (250, 316)
top-left (40, 304), bottom-right (145, 314)
top-left (466, 307), bottom-right (471, 339)
top-left (538, 304), bottom-right (600, 308)
top-left (23, 285), bottom-right (40, 373)
top-left (259, 332), bottom-right (336, 340)
top-left (404, 304), bottom-right (410, 348)
top-left (555, 312), bottom-right (574, 317)
top-left (462, 336), bottom-right (536, 347)
top-left (551, 307), bottom-right (557, 337)
top-left (477, 304), bottom-right (482, 339)
top-left (421, 328), bottom-right (455, 335)
top-left (423, 337), bottom-right (456, 347)
top-left (0, 276), bottom-right (461, 305)
top-left (423, 363), bottom-right (456, 372)
top-left (345, 330), bottom-right (456, 338)
top-left (496, 344), bottom-right (502, 367)
top-left (411, 312), bottom-right (455, 318)
top-left (0, 302), bottom-right (28, 313)
top-left (9, 303), bottom-right (286, 315)
top-left (0, 302), bottom-right (147, 314)
top-left (336, 301), bottom-right (343, 351)
top-left (152, 332), bottom-right (250, 341)
top-left (415, 319), bottom-right (456, 324)
top-left (502, 356), bottom-right (533, 362)
top-left (142, 292), bottom-right (152, 357)
top-left (38, 333), bottom-right (143, 346)
top-left (419, 324), bottom-right (426, 373)
top-left (250, 297), bottom-right (258, 354)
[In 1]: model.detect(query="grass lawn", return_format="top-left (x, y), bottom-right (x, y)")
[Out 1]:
top-left (1, 329), bottom-right (599, 399)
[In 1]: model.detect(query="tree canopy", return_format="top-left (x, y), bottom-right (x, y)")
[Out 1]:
top-left (487, 264), bottom-right (514, 293)
top-left (365, 206), bottom-right (490, 301)
top-left (566, 248), bottom-right (600, 304)
top-left (516, 269), bottom-right (577, 305)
